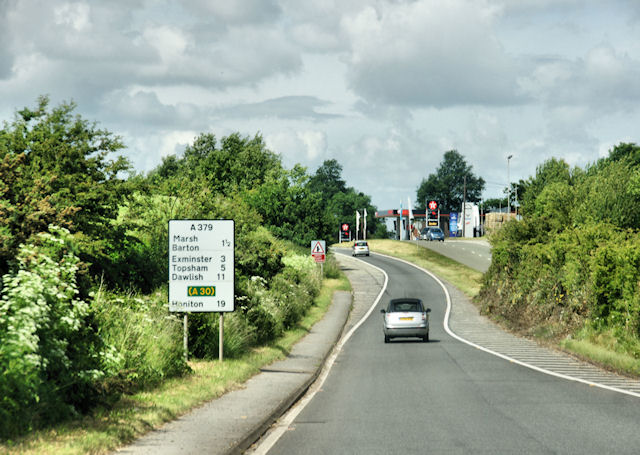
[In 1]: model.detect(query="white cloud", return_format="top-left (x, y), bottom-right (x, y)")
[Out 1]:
top-left (342, 0), bottom-right (523, 107)
top-left (521, 44), bottom-right (640, 113)
top-left (265, 130), bottom-right (328, 166)
top-left (54, 2), bottom-right (91, 31)
top-left (297, 131), bottom-right (327, 160)
top-left (185, 0), bottom-right (282, 25)
top-left (1, 0), bottom-right (639, 211)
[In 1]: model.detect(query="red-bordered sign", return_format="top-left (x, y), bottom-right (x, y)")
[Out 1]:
top-left (311, 240), bottom-right (326, 263)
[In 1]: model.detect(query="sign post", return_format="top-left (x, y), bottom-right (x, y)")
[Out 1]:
top-left (311, 240), bottom-right (326, 276)
top-left (169, 219), bottom-right (235, 362)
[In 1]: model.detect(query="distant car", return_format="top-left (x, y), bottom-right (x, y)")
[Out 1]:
top-left (381, 298), bottom-right (431, 343)
top-left (423, 227), bottom-right (444, 242)
top-left (352, 240), bottom-right (370, 256)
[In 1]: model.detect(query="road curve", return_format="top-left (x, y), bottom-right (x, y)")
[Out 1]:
top-left (262, 252), bottom-right (640, 455)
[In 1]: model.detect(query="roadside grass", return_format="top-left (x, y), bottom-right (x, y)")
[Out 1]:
top-left (560, 329), bottom-right (640, 378)
top-left (561, 338), bottom-right (640, 377)
top-left (347, 239), bottom-right (483, 298)
top-left (0, 274), bottom-right (351, 455)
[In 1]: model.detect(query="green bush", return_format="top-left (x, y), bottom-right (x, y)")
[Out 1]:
top-left (0, 227), bottom-right (106, 437)
top-left (92, 287), bottom-right (188, 393)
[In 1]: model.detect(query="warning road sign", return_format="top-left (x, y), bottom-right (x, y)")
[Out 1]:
top-left (311, 240), bottom-right (326, 263)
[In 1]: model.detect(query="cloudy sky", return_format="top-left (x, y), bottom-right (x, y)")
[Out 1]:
top-left (1, 0), bottom-right (639, 210)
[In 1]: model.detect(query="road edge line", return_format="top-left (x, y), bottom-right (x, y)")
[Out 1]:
top-left (248, 254), bottom-right (389, 454)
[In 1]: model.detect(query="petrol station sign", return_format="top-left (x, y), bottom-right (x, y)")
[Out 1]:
top-left (427, 200), bottom-right (439, 226)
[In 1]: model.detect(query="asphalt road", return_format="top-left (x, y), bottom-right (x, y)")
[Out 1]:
top-left (263, 253), bottom-right (640, 454)
top-left (413, 238), bottom-right (492, 272)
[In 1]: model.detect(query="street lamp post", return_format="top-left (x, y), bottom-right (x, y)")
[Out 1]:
top-left (507, 154), bottom-right (513, 217)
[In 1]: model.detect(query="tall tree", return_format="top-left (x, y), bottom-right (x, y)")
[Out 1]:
top-left (307, 159), bottom-right (347, 199)
top-left (309, 159), bottom-right (380, 239)
top-left (149, 132), bottom-right (283, 196)
top-left (416, 150), bottom-right (485, 213)
top-left (246, 164), bottom-right (334, 246)
top-left (519, 158), bottom-right (573, 216)
top-left (0, 96), bottom-right (130, 278)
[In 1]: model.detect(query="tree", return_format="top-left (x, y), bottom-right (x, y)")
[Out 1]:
top-left (246, 164), bottom-right (334, 246)
top-left (328, 188), bottom-right (378, 238)
top-left (0, 96), bottom-right (131, 280)
top-left (308, 159), bottom-right (381, 239)
top-left (519, 158), bottom-right (573, 216)
top-left (149, 132), bottom-right (283, 196)
top-left (483, 197), bottom-right (507, 211)
top-left (606, 142), bottom-right (640, 167)
top-left (416, 150), bottom-right (485, 213)
top-left (308, 159), bottom-right (347, 199)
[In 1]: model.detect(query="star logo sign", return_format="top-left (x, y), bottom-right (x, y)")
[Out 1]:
top-left (428, 201), bottom-right (438, 210)
top-left (342, 224), bottom-right (349, 231)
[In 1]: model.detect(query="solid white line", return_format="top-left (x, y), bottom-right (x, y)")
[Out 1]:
top-left (249, 255), bottom-right (389, 455)
top-left (373, 252), bottom-right (640, 400)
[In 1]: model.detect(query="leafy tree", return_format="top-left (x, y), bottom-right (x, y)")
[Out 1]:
top-left (307, 159), bottom-right (381, 239)
top-left (416, 150), bottom-right (485, 213)
top-left (519, 158), bottom-right (573, 217)
top-left (0, 96), bottom-right (131, 282)
top-left (150, 132), bottom-right (283, 196)
top-left (483, 197), bottom-right (507, 211)
top-left (606, 142), bottom-right (640, 167)
top-left (246, 164), bottom-right (334, 246)
top-left (308, 159), bottom-right (347, 199)
top-left (328, 188), bottom-right (378, 238)
top-left (571, 158), bottom-right (640, 230)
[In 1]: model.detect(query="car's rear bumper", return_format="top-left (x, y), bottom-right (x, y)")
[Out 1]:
top-left (383, 325), bottom-right (429, 338)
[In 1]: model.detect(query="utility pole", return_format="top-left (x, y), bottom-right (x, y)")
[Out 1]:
top-left (507, 154), bottom-right (513, 217)
top-left (462, 175), bottom-right (467, 238)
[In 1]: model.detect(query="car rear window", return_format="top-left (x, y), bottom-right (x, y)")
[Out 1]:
top-left (356, 241), bottom-right (368, 246)
top-left (390, 301), bottom-right (421, 312)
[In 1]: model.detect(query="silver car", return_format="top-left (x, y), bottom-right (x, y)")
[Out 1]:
top-left (381, 298), bottom-right (430, 343)
top-left (352, 240), bottom-right (370, 256)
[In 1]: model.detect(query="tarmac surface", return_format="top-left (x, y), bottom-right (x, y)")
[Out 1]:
top-left (117, 251), bottom-right (640, 455)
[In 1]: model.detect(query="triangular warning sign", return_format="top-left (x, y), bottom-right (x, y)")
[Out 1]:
top-left (312, 242), bottom-right (324, 254)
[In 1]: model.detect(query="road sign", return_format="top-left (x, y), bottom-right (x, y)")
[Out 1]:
top-left (311, 240), bottom-right (326, 263)
top-left (168, 219), bottom-right (234, 312)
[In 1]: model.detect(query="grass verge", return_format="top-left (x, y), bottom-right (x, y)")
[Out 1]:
top-left (559, 328), bottom-right (640, 378)
top-left (0, 274), bottom-right (351, 455)
top-left (560, 338), bottom-right (640, 377)
top-left (352, 239), bottom-right (483, 297)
